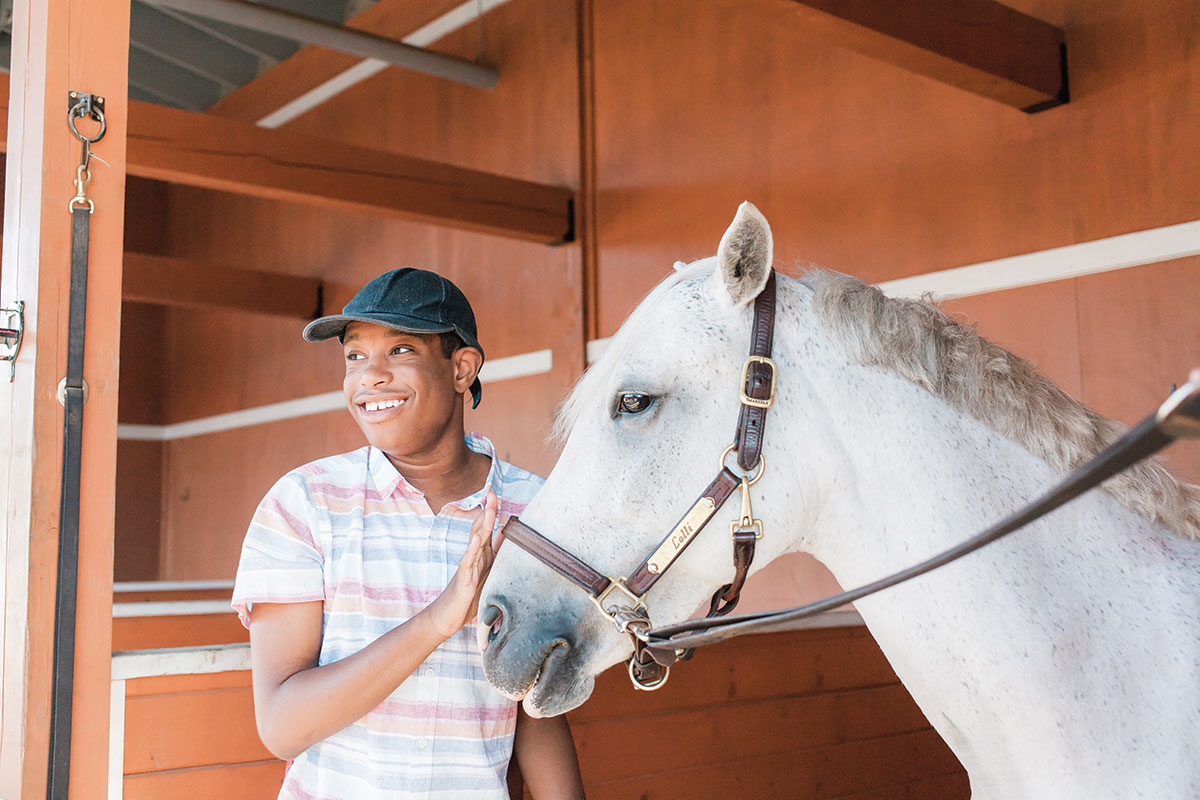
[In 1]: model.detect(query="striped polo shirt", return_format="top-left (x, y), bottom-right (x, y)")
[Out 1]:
top-left (232, 433), bottom-right (543, 800)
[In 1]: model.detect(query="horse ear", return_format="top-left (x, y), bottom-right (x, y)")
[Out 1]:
top-left (714, 201), bottom-right (773, 308)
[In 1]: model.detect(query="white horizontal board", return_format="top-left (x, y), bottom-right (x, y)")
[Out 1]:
top-left (111, 643), bottom-right (251, 679)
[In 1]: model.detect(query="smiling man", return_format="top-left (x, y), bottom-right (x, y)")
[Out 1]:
top-left (231, 269), bottom-right (585, 800)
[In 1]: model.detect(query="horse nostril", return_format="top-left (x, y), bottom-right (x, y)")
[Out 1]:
top-left (482, 603), bottom-right (504, 644)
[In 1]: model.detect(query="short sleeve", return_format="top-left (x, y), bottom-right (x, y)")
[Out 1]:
top-left (231, 472), bottom-right (327, 628)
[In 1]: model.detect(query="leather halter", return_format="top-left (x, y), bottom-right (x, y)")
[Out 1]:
top-left (500, 270), bottom-right (780, 689)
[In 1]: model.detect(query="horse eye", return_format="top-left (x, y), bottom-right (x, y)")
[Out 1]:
top-left (617, 392), bottom-right (653, 415)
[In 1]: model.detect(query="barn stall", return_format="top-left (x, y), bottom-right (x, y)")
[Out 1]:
top-left (1, 0), bottom-right (1198, 797)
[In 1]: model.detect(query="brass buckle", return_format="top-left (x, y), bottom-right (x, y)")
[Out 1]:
top-left (590, 578), bottom-right (647, 632)
top-left (739, 355), bottom-right (778, 409)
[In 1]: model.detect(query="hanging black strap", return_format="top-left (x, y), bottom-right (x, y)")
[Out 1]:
top-left (47, 207), bottom-right (89, 800)
top-left (48, 91), bottom-right (105, 800)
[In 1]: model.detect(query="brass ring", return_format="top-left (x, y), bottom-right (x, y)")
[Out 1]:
top-left (719, 444), bottom-right (765, 485)
top-left (627, 658), bottom-right (670, 691)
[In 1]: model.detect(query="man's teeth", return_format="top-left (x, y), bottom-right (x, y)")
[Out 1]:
top-left (364, 399), bottom-right (404, 412)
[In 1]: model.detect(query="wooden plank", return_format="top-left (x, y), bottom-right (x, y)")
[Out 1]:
top-left (123, 759), bottom-right (285, 800)
top-left (834, 770), bottom-right (971, 799)
top-left (111, 613), bottom-right (248, 652)
top-left (0, 84), bottom-right (575, 244)
top-left (582, 728), bottom-right (963, 799)
top-left (125, 669), bottom-right (251, 698)
top-left (783, 0), bottom-right (1067, 111)
top-left (124, 686), bottom-right (272, 772)
top-left (123, 253), bottom-right (324, 319)
top-left (0, 0), bottom-right (129, 796)
top-left (125, 100), bottom-right (574, 243)
top-left (570, 683), bottom-right (931, 784)
top-left (113, 588), bottom-right (233, 603)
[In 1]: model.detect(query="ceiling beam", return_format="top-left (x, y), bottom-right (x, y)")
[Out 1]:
top-left (208, 0), bottom-right (499, 124)
top-left (143, 0), bottom-right (498, 89)
top-left (0, 85), bottom-right (575, 243)
top-left (784, 0), bottom-right (1068, 112)
top-left (122, 253), bottom-right (324, 318)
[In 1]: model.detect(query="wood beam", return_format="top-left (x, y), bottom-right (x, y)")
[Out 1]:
top-left (122, 253), bottom-right (324, 319)
top-left (0, 85), bottom-right (575, 244)
top-left (783, 0), bottom-right (1068, 112)
top-left (0, 0), bottom-right (129, 796)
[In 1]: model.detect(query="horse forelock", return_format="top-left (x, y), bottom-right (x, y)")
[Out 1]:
top-left (804, 269), bottom-right (1200, 541)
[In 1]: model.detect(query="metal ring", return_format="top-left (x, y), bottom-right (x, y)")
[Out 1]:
top-left (627, 658), bottom-right (670, 691)
top-left (68, 101), bottom-right (106, 144)
top-left (719, 444), bottom-right (765, 485)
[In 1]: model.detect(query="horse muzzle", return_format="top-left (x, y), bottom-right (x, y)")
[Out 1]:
top-left (478, 594), bottom-right (600, 717)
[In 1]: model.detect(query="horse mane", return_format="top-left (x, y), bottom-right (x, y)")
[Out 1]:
top-left (805, 269), bottom-right (1200, 541)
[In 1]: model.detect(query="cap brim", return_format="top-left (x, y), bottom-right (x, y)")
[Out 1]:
top-left (302, 313), bottom-right (454, 343)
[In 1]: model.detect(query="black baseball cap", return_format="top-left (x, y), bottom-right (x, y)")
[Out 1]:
top-left (303, 268), bottom-right (485, 408)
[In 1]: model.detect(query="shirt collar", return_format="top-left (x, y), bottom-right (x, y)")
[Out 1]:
top-left (456, 432), bottom-right (500, 510)
top-left (367, 433), bottom-right (500, 509)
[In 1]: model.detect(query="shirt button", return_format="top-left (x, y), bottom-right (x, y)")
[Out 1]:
top-left (418, 738), bottom-right (428, 749)
top-left (425, 667), bottom-right (434, 678)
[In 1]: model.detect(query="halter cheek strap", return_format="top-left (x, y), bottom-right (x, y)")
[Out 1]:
top-left (499, 270), bottom-right (780, 690)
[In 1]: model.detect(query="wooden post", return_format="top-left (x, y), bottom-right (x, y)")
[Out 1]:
top-left (0, 0), bottom-right (129, 797)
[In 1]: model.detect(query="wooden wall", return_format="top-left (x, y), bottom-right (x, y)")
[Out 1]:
top-left (564, 627), bottom-right (967, 799)
top-left (120, 670), bottom-right (284, 799)
top-left (111, 620), bottom-right (962, 800)
top-left (109, 0), bottom-right (1200, 796)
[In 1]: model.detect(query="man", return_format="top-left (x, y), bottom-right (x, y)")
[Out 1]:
top-left (231, 268), bottom-right (585, 799)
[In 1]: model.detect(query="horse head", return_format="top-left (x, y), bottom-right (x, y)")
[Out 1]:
top-left (478, 202), bottom-right (829, 716)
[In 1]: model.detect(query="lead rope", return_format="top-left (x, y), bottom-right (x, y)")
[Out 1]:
top-left (643, 377), bottom-right (1200, 654)
top-left (47, 91), bottom-right (106, 800)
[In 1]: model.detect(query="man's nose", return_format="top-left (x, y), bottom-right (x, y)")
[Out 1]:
top-left (359, 358), bottom-right (390, 386)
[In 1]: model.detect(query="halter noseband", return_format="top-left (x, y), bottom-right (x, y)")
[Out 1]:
top-left (500, 271), bottom-right (780, 690)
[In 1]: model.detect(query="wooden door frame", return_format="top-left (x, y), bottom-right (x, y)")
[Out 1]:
top-left (0, 0), bottom-right (129, 796)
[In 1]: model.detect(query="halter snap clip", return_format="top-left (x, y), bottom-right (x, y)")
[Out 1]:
top-left (730, 476), bottom-right (763, 541)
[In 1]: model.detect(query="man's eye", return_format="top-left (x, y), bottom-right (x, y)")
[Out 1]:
top-left (346, 352), bottom-right (362, 361)
top-left (617, 393), bottom-right (653, 415)
top-left (391, 346), bottom-right (412, 355)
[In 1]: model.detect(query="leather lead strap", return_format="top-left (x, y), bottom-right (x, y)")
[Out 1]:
top-left (646, 387), bottom-right (1200, 653)
top-left (47, 206), bottom-right (90, 800)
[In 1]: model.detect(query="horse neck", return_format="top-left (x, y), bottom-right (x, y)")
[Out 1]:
top-left (783, 345), bottom-right (1163, 589)
top-left (765, 294), bottom-right (1191, 627)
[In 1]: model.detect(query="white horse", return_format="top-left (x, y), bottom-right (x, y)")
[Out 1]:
top-left (479, 203), bottom-right (1200, 798)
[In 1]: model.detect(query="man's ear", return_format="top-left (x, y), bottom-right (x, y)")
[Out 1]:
top-left (452, 347), bottom-right (483, 394)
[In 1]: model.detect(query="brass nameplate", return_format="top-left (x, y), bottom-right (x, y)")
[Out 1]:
top-left (646, 496), bottom-right (717, 575)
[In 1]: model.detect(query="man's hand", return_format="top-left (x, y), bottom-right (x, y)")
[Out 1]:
top-left (424, 490), bottom-right (499, 639)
